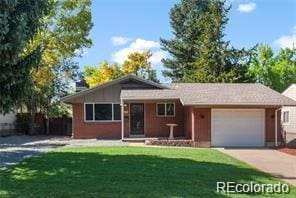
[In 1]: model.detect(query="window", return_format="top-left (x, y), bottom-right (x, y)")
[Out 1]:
top-left (283, 111), bottom-right (289, 123)
top-left (85, 104), bottom-right (94, 121)
top-left (166, 104), bottom-right (174, 116)
top-left (157, 104), bottom-right (165, 116)
top-left (113, 104), bottom-right (121, 120)
top-left (156, 103), bottom-right (175, 117)
top-left (85, 103), bottom-right (121, 121)
top-left (95, 104), bottom-right (112, 120)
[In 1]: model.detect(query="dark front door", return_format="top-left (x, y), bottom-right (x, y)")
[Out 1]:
top-left (130, 103), bottom-right (144, 135)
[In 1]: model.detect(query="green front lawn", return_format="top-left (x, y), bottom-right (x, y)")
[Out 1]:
top-left (0, 147), bottom-right (295, 197)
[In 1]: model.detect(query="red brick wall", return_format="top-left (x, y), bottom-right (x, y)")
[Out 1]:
top-left (184, 106), bottom-right (194, 139)
top-left (72, 103), bottom-right (121, 139)
top-left (193, 108), bottom-right (211, 142)
top-left (72, 103), bottom-right (281, 145)
top-left (144, 102), bottom-right (184, 137)
top-left (265, 108), bottom-right (281, 143)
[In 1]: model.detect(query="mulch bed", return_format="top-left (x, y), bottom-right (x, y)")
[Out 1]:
top-left (277, 147), bottom-right (296, 156)
top-left (145, 139), bottom-right (193, 147)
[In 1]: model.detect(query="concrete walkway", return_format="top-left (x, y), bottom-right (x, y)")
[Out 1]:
top-left (217, 148), bottom-right (296, 185)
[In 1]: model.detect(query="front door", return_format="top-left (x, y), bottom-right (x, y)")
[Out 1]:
top-left (130, 103), bottom-right (144, 135)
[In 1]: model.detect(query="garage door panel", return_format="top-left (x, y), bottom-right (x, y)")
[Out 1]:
top-left (211, 109), bottom-right (265, 147)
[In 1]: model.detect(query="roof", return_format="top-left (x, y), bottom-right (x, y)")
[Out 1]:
top-left (282, 84), bottom-right (296, 101)
top-left (62, 75), bottom-right (296, 106)
top-left (121, 83), bottom-right (296, 106)
top-left (61, 74), bottom-right (167, 102)
top-left (282, 84), bottom-right (296, 95)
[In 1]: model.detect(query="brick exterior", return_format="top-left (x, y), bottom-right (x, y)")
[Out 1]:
top-left (184, 106), bottom-right (194, 139)
top-left (186, 108), bottom-right (280, 147)
top-left (144, 102), bottom-right (184, 137)
top-left (265, 108), bottom-right (282, 145)
top-left (72, 102), bottom-right (281, 147)
top-left (72, 103), bottom-right (121, 139)
top-left (194, 108), bottom-right (211, 142)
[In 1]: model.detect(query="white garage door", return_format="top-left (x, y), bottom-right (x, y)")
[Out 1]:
top-left (211, 109), bottom-right (265, 147)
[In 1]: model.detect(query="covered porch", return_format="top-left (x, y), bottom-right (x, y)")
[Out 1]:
top-left (120, 99), bottom-right (191, 140)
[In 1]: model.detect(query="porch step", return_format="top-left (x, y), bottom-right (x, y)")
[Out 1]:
top-left (123, 137), bottom-right (158, 143)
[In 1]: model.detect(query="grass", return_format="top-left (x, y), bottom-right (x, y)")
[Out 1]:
top-left (0, 146), bottom-right (295, 197)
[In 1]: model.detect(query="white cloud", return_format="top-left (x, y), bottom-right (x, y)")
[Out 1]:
top-left (149, 51), bottom-right (168, 65)
top-left (112, 38), bottom-right (166, 65)
top-left (129, 39), bottom-right (160, 50)
top-left (111, 36), bottom-right (133, 46)
top-left (237, 2), bottom-right (256, 13)
top-left (274, 26), bottom-right (296, 49)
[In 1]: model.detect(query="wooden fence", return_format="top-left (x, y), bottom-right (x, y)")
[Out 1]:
top-left (49, 118), bottom-right (72, 136)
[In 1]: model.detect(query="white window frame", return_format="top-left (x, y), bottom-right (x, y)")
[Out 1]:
top-left (156, 103), bottom-right (175, 117)
top-left (84, 102), bottom-right (121, 122)
top-left (283, 111), bottom-right (290, 125)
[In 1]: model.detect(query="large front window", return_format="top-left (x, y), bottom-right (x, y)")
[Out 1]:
top-left (85, 103), bottom-right (121, 121)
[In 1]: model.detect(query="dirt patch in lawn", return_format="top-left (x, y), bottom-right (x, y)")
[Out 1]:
top-left (277, 147), bottom-right (296, 156)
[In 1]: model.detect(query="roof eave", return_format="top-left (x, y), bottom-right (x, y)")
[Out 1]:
top-left (61, 75), bottom-right (168, 103)
top-left (182, 103), bottom-right (296, 107)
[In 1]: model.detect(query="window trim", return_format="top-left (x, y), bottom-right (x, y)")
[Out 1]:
top-left (156, 103), bottom-right (175, 117)
top-left (283, 111), bottom-right (290, 125)
top-left (84, 102), bottom-right (121, 122)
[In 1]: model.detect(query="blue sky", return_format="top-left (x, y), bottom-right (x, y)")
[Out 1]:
top-left (75, 0), bottom-right (296, 82)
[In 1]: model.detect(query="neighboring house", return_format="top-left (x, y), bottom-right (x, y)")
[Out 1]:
top-left (0, 112), bottom-right (17, 136)
top-left (62, 75), bottom-right (296, 147)
top-left (282, 84), bottom-right (296, 146)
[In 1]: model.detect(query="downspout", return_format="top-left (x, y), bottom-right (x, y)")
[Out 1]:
top-left (275, 106), bottom-right (282, 147)
top-left (121, 100), bottom-right (124, 141)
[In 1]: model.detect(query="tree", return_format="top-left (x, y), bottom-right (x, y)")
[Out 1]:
top-left (84, 51), bottom-right (159, 88)
top-left (122, 51), bottom-right (159, 82)
top-left (248, 45), bottom-right (296, 92)
top-left (160, 0), bottom-right (252, 83)
top-left (26, 0), bottom-right (93, 133)
top-left (84, 61), bottom-right (123, 87)
top-left (0, 0), bottom-right (50, 114)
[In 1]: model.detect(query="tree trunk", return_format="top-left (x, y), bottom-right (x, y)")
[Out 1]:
top-left (29, 94), bottom-right (37, 135)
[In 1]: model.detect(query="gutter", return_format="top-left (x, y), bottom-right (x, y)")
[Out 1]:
top-left (275, 106), bottom-right (282, 147)
top-left (121, 99), bottom-right (124, 141)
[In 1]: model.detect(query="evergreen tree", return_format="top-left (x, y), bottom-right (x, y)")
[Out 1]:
top-left (0, 0), bottom-right (50, 113)
top-left (161, 0), bottom-right (252, 83)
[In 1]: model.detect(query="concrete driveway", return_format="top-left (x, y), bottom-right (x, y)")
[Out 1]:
top-left (0, 135), bottom-right (128, 168)
top-left (217, 148), bottom-right (296, 185)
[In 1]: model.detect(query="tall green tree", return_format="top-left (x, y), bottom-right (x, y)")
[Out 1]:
top-left (248, 45), bottom-right (296, 92)
top-left (160, 0), bottom-right (252, 83)
top-left (0, 0), bottom-right (50, 114)
top-left (26, 0), bottom-right (93, 133)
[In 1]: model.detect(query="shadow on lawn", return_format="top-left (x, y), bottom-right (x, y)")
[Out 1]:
top-left (0, 151), bottom-right (283, 197)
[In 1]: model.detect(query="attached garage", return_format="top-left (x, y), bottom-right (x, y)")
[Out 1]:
top-left (211, 109), bottom-right (265, 147)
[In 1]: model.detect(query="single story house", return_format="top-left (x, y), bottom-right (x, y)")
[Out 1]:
top-left (282, 84), bottom-right (296, 146)
top-left (62, 75), bottom-right (296, 147)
